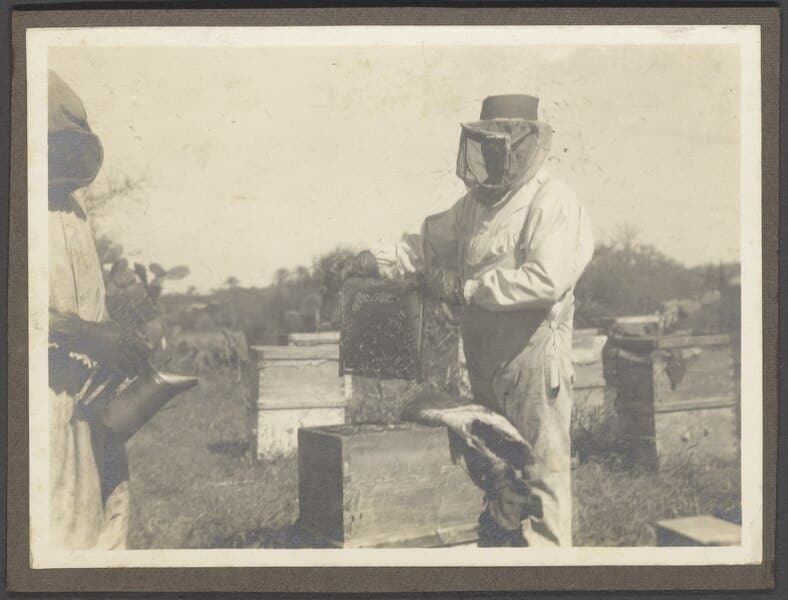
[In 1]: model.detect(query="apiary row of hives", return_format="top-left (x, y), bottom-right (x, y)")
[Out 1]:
top-left (244, 326), bottom-right (613, 460)
top-left (242, 278), bottom-right (739, 548)
top-left (246, 330), bottom-right (739, 467)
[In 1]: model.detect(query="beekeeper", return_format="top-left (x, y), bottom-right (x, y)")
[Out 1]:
top-left (48, 70), bottom-right (148, 549)
top-left (343, 94), bottom-right (594, 546)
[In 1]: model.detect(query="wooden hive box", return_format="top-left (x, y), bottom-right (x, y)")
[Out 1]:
top-left (297, 423), bottom-right (484, 548)
top-left (248, 343), bottom-right (349, 459)
top-left (572, 329), bottom-right (608, 415)
top-left (614, 334), bottom-right (738, 469)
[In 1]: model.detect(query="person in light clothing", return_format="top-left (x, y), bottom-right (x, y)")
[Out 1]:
top-left (345, 94), bottom-right (594, 546)
top-left (48, 70), bottom-right (149, 549)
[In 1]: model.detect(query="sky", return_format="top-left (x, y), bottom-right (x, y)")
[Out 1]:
top-left (49, 42), bottom-right (741, 293)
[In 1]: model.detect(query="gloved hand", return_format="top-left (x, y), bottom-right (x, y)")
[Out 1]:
top-left (418, 267), bottom-right (465, 305)
top-left (50, 313), bottom-right (151, 378)
top-left (338, 250), bottom-right (380, 281)
top-left (324, 251), bottom-right (381, 295)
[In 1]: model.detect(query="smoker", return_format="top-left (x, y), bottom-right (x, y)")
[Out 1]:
top-left (82, 365), bottom-right (198, 441)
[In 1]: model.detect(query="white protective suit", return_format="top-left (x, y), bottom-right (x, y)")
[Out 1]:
top-left (376, 139), bottom-right (594, 545)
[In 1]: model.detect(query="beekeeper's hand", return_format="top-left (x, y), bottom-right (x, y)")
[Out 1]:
top-left (50, 311), bottom-right (149, 377)
top-left (337, 250), bottom-right (381, 282)
top-left (82, 321), bottom-right (151, 378)
top-left (419, 267), bottom-right (465, 305)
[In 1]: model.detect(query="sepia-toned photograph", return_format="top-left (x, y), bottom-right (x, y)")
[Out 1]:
top-left (24, 23), bottom-right (764, 570)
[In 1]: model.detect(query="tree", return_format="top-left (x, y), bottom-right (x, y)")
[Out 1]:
top-left (300, 292), bottom-right (323, 332)
top-left (273, 268), bottom-right (290, 288)
top-left (612, 223), bottom-right (640, 253)
top-left (574, 223), bottom-right (708, 328)
top-left (312, 246), bottom-right (357, 291)
top-left (78, 173), bottom-right (149, 247)
top-left (312, 246), bottom-right (358, 327)
top-left (284, 310), bottom-right (304, 333)
top-left (293, 266), bottom-right (310, 284)
top-left (225, 276), bottom-right (240, 289)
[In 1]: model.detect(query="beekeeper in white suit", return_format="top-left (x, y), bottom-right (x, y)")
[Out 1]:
top-left (342, 94), bottom-right (594, 546)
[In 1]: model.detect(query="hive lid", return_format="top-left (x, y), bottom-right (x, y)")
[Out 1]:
top-left (611, 332), bottom-right (730, 352)
top-left (288, 331), bottom-right (341, 346)
top-left (339, 277), bottom-right (424, 380)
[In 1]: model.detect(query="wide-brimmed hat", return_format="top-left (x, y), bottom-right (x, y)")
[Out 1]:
top-left (479, 94), bottom-right (540, 121)
top-left (48, 70), bottom-right (104, 192)
top-left (456, 94), bottom-right (551, 203)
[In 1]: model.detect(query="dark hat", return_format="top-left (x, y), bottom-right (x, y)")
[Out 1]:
top-left (48, 70), bottom-right (104, 192)
top-left (480, 94), bottom-right (539, 120)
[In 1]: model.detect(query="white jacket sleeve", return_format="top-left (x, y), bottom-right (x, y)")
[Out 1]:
top-left (469, 180), bottom-right (594, 310)
top-left (372, 197), bottom-right (465, 278)
top-left (372, 232), bottom-right (423, 278)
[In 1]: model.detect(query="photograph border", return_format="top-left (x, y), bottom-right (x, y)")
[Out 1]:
top-left (7, 5), bottom-right (780, 593)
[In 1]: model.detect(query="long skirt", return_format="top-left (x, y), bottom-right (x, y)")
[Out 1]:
top-left (49, 385), bottom-right (130, 550)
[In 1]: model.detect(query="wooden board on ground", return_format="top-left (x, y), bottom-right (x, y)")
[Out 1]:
top-left (656, 515), bottom-right (741, 546)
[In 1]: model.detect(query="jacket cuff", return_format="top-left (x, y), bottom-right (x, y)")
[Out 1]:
top-left (463, 279), bottom-right (481, 304)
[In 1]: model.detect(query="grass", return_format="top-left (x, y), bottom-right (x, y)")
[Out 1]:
top-left (573, 458), bottom-right (740, 546)
top-left (126, 368), bottom-right (740, 549)
top-left (127, 370), bottom-right (299, 549)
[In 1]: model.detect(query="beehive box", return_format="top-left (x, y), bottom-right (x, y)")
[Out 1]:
top-left (614, 334), bottom-right (738, 469)
top-left (248, 343), bottom-right (349, 459)
top-left (297, 423), bottom-right (483, 548)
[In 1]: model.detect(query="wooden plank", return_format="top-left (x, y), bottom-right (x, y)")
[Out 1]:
top-left (654, 395), bottom-right (737, 413)
top-left (258, 360), bottom-right (345, 409)
top-left (574, 328), bottom-right (603, 337)
top-left (289, 331), bottom-right (341, 346)
top-left (256, 407), bottom-right (345, 459)
top-left (656, 334), bottom-right (730, 350)
top-left (341, 522), bottom-right (479, 548)
top-left (654, 345), bottom-right (736, 406)
top-left (251, 344), bottom-right (340, 361)
top-left (613, 333), bottom-right (730, 352)
top-left (298, 428), bottom-right (344, 542)
top-left (654, 405), bottom-right (738, 464)
top-left (258, 399), bottom-right (347, 410)
top-left (656, 515), bottom-right (741, 546)
top-left (573, 362), bottom-right (605, 389)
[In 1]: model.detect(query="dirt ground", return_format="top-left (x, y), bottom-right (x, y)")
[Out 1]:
top-left (126, 369), bottom-right (740, 549)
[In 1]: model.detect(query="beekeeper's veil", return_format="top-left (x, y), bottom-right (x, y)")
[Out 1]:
top-left (48, 70), bottom-right (104, 195)
top-left (456, 94), bottom-right (552, 206)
